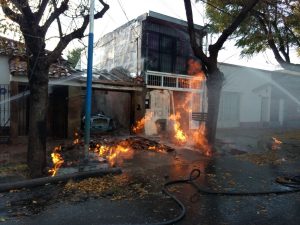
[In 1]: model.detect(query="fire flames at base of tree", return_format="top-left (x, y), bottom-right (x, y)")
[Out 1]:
top-left (48, 135), bottom-right (179, 177)
top-left (48, 132), bottom-right (213, 177)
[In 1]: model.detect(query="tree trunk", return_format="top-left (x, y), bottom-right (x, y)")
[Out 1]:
top-left (205, 69), bottom-right (224, 146)
top-left (27, 59), bottom-right (50, 178)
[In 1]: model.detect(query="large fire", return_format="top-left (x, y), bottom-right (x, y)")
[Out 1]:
top-left (168, 58), bottom-right (211, 155)
top-left (48, 59), bottom-right (210, 176)
top-left (132, 112), bottom-right (153, 134)
top-left (49, 146), bottom-right (64, 176)
top-left (192, 124), bottom-right (212, 156)
top-left (49, 138), bottom-right (135, 176)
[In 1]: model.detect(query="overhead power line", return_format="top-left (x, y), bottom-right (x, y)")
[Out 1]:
top-left (198, 0), bottom-right (233, 16)
top-left (116, 0), bottom-right (140, 38)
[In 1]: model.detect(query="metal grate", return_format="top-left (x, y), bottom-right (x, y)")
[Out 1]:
top-left (192, 112), bottom-right (208, 122)
top-left (0, 84), bottom-right (10, 127)
top-left (0, 84), bottom-right (10, 143)
top-left (145, 70), bottom-right (205, 92)
top-left (163, 76), bottom-right (176, 87)
top-left (147, 74), bottom-right (162, 86)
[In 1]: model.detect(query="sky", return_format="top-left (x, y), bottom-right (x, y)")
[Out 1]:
top-left (1, 0), bottom-right (298, 71)
top-left (69, 0), bottom-right (296, 71)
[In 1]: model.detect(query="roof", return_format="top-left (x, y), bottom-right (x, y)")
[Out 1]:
top-left (9, 56), bottom-right (72, 78)
top-left (272, 69), bottom-right (300, 77)
top-left (147, 11), bottom-right (204, 30)
top-left (0, 36), bottom-right (26, 56)
top-left (0, 36), bottom-right (71, 78)
top-left (11, 69), bottom-right (144, 92)
top-left (99, 10), bottom-right (204, 40)
top-left (81, 67), bottom-right (145, 85)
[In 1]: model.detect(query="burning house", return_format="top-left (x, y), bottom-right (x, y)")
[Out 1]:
top-left (76, 11), bottom-right (300, 136)
top-left (77, 11), bottom-right (209, 141)
top-left (1, 12), bottom-right (299, 152)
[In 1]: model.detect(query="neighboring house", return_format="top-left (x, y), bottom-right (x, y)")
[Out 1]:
top-left (218, 63), bottom-right (273, 128)
top-left (0, 36), bottom-right (78, 142)
top-left (0, 36), bottom-right (143, 143)
top-left (269, 69), bottom-right (300, 127)
top-left (218, 63), bottom-right (300, 128)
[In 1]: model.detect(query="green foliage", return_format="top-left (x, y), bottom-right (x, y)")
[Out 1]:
top-left (204, 0), bottom-right (300, 62)
top-left (67, 47), bottom-right (83, 68)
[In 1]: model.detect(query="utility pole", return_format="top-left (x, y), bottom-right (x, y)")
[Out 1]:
top-left (136, 37), bottom-right (139, 76)
top-left (84, 0), bottom-right (95, 162)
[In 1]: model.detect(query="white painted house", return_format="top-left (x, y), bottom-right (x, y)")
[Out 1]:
top-left (218, 63), bottom-right (300, 128)
top-left (218, 63), bottom-right (272, 128)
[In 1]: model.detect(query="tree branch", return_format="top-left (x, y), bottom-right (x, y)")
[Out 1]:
top-left (35, 0), bottom-right (50, 23)
top-left (11, 0), bottom-right (34, 21)
top-left (47, 0), bottom-right (109, 64)
top-left (283, 20), bottom-right (300, 48)
top-left (42, 0), bottom-right (69, 35)
top-left (254, 12), bottom-right (286, 64)
top-left (94, 0), bottom-right (109, 19)
top-left (183, 0), bottom-right (209, 66)
top-left (271, 21), bottom-right (290, 62)
top-left (52, 0), bottom-right (63, 38)
top-left (1, 4), bottom-right (23, 24)
top-left (211, 0), bottom-right (260, 56)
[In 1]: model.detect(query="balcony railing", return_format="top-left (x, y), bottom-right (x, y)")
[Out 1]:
top-left (145, 70), bottom-right (205, 92)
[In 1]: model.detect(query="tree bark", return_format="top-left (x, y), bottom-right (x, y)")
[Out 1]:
top-left (205, 69), bottom-right (224, 145)
top-left (27, 57), bottom-right (50, 178)
top-left (2, 0), bottom-right (109, 178)
top-left (184, 0), bottom-right (259, 147)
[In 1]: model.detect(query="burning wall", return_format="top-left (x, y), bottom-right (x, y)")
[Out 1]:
top-left (144, 90), bottom-right (171, 136)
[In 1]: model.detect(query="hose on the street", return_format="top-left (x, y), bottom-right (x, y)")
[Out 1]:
top-left (150, 169), bottom-right (300, 225)
top-left (188, 169), bottom-right (300, 196)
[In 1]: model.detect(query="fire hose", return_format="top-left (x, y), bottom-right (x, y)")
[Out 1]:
top-left (150, 169), bottom-right (300, 225)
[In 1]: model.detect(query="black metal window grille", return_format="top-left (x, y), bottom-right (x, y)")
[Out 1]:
top-left (0, 84), bottom-right (10, 129)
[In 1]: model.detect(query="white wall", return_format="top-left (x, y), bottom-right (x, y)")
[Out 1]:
top-left (219, 64), bottom-right (272, 127)
top-left (78, 19), bottom-right (143, 75)
top-left (145, 90), bottom-right (170, 135)
top-left (0, 56), bottom-right (10, 84)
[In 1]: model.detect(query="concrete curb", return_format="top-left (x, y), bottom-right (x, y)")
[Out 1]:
top-left (0, 167), bottom-right (122, 193)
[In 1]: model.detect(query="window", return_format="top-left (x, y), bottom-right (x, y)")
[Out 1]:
top-left (148, 33), bottom-right (159, 50)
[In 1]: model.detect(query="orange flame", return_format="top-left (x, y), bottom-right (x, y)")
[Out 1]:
top-left (148, 145), bottom-right (164, 152)
top-left (92, 140), bottom-right (133, 166)
top-left (191, 124), bottom-right (212, 156)
top-left (168, 59), bottom-right (211, 155)
top-left (169, 112), bottom-right (187, 144)
top-left (73, 132), bottom-right (80, 145)
top-left (48, 145), bottom-right (64, 176)
top-left (132, 112), bottom-right (154, 134)
top-left (271, 137), bottom-right (282, 150)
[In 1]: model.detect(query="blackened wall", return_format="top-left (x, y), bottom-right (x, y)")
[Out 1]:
top-left (92, 90), bottom-right (131, 129)
top-left (142, 17), bottom-right (200, 74)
